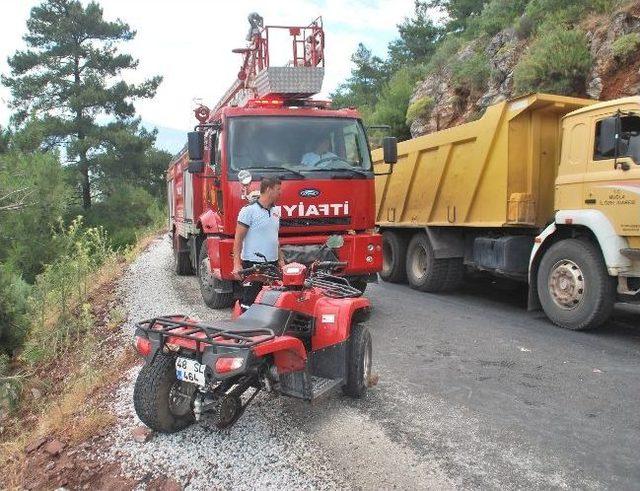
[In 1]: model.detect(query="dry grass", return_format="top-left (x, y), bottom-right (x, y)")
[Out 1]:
top-left (0, 228), bottom-right (164, 489)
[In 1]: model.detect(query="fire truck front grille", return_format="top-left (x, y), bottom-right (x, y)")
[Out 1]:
top-left (280, 216), bottom-right (351, 227)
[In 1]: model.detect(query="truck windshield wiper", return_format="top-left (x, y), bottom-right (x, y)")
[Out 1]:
top-left (304, 167), bottom-right (370, 177)
top-left (247, 166), bottom-right (305, 178)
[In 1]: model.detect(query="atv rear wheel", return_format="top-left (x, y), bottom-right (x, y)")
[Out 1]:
top-left (343, 324), bottom-right (372, 398)
top-left (133, 353), bottom-right (196, 433)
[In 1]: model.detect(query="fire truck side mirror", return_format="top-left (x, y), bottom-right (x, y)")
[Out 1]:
top-left (187, 131), bottom-right (204, 161)
top-left (383, 137), bottom-right (398, 164)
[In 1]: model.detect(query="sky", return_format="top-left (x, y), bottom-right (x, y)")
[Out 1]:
top-left (0, 0), bottom-right (416, 151)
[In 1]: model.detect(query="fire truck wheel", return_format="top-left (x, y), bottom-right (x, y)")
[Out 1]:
top-left (380, 230), bottom-right (408, 283)
top-left (343, 324), bottom-right (372, 398)
top-left (133, 353), bottom-right (195, 433)
top-left (405, 233), bottom-right (449, 292)
top-left (198, 241), bottom-right (234, 309)
top-left (173, 233), bottom-right (194, 276)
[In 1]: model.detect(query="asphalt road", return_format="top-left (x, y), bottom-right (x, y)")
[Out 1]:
top-left (288, 277), bottom-right (640, 490)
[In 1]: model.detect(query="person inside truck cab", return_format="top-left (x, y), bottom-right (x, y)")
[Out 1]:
top-left (301, 135), bottom-right (337, 166)
top-left (232, 177), bottom-right (285, 311)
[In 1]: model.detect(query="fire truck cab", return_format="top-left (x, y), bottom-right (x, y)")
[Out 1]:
top-left (167, 15), bottom-right (397, 308)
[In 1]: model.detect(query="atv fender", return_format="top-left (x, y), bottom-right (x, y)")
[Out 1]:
top-left (253, 335), bottom-right (307, 374)
top-left (312, 296), bottom-right (371, 351)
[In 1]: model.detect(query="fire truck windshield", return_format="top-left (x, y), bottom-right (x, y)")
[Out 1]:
top-left (228, 117), bottom-right (372, 176)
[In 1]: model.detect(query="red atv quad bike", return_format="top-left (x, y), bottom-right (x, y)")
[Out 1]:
top-left (132, 239), bottom-right (373, 432)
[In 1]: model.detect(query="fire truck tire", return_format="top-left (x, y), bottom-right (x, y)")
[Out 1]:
top-left (537, 238), bottom-right (615, 330)
top-left (406, 233), bottom-right (449, 292)
top-left (173, 233), bottom-right (193, 276)
top-left (380, 230), bottom-right (408, 283)
top-left (133, 353), bottom-right (195, 433)
top-left (198, 242), bottom-right (234, 309)
top-left (343, 324), bottom-right (372, 398)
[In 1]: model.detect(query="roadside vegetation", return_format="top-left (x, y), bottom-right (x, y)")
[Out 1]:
top-left (0, 0), bottom-right (170, 432)
top-left (332, 0), bottom-right (631, 140)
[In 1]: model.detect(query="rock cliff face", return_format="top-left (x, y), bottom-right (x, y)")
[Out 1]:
top-left (409, 4), bottom-right (640, 138)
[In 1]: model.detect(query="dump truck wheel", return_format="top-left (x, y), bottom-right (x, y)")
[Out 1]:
top-left (133, 353), bottom-right (195, 433)
top-left (406, 233), bottom-right (449, 292)
top-left (537, 238), bottom-right (615, 330)
top-left (173, 232), bottom-right (193, 276)
top-left (380, 231), bottom-right (408, 283)
top-left (343, 324), bottom-right (372, 398)
top-left (198, 241), bottom-right (234, 309)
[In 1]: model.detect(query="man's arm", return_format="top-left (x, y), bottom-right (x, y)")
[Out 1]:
top-left (278, 244), bottom-right (285, 268)
top-left (232, 222), bottom-right (249, 279)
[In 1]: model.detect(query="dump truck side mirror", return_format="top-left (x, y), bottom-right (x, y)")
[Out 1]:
top-left (383, 136), bottom-right (398, 164)
top-left (187, 131), bottom-right (204, 161)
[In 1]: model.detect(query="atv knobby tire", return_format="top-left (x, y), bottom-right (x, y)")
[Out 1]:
top-left (133, 353), bottom-right (195, 433)
top-left (173, 232), bottom-right (193, 276)
top-left (380, 230), bottom-right (408, 283)
top-left (198, 240), bottom-right (234, 309)
top-left (343, 324), bottom-right (372, 398)
top-left (537, 238), bottom-right (615, 330)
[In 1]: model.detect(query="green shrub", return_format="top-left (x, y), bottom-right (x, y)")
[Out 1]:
top-left (451, 52), bottom-right (491, 92)
top-left (424, 36), bottom-right (463, 75)
top-left (513, 28), bottom-right (592, 95)
top-left (467, 0), bottom-right (528, 37)
top-left (0, 263), bottom-right (30, 358)
top-left (84, 184), bottom-right (163, 249)
top-left (406, 97), bottom-right (435, 126)
top-left (0, 151), bottom-right (72, 282)
top-left (612, 33), bottom-right (640, 62)
top-left (20, 218), bottom-right (113, 365)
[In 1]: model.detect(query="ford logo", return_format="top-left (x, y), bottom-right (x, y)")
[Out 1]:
top-left (299, 188), bottom-right (320, 198)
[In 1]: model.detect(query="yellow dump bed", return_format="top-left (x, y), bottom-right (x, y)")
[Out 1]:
top-left (373, 93), bottom-right (595, 229)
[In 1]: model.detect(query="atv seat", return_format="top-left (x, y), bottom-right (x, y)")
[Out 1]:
top-left (217, 304), bottom-right (292, 337)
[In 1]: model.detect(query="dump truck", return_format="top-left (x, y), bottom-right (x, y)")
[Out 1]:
top-left (373, 92), bottom-right (640, 330)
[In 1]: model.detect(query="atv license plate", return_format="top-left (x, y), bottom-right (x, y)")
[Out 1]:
top-left (175, 357), bottom-right (206, 387)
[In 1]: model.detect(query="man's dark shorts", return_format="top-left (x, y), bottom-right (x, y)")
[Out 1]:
top-left (240, 260), bottom-right (278, 311)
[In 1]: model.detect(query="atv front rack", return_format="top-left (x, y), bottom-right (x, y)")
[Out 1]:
top-left (308, 273), bottom-right (362, 298)
top-left (136, 316), bottom-right (275, 350)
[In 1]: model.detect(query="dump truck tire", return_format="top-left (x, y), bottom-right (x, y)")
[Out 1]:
top-left (406, 233), bottom-right (449, 292)
top-left (133, 353), bottom-right (195, 433)
top-left (173, 232), bottom-right (193, 276)
top-left (198, 241), bottom-right (234, 309)
top-left (380, 230), bottom-right (408, 283)
top-left (537, 238), bottom-right (615, 330)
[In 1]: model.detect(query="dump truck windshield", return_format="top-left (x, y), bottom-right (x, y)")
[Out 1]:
top-left (228, 116), bottom-right (372, 175)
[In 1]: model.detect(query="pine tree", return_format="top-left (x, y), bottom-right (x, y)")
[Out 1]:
top-left (2, 0), bottom-right (162, 209)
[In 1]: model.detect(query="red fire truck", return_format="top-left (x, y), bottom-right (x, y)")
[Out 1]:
top-left (167, 14), bottom-right (397, 309)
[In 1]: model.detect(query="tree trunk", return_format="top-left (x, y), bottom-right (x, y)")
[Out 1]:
top-left (80, 152), bottom-right (91, 210)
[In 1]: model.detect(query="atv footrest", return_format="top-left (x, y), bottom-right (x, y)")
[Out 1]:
top-left (279, 370), bottom-right (342, 401)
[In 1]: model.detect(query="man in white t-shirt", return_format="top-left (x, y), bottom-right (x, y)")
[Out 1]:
top-left (232, 177), bottom-right (285, 311)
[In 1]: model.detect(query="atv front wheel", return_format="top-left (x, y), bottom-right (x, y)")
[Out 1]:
top-left (343, 324), bottom-right (372, 398)
top-left (133, 353), bottom-right (196, 433)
